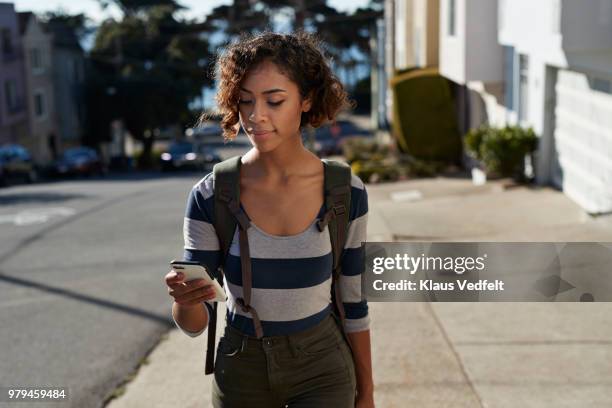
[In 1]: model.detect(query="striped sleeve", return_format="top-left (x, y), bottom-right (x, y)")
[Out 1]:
top-left (338, 173), bottom-right (370, 333)
top-left (173, 172), bottom-right (220, 337)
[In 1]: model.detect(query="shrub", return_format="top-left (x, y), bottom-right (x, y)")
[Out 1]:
top-left (390, 68), bottom-right (462, 163)
top-left (465, 125), bottom-right (538, 179)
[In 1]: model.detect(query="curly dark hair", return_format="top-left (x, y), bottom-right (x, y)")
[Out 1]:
top-left (203, 31), bottom-right (354, 141)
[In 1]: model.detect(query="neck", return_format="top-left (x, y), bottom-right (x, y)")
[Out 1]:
top-left (242, 132), bottom-right (315, 180)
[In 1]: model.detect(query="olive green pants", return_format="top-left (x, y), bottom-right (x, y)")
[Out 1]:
top-left (212, 313), bottom-right (357, 407)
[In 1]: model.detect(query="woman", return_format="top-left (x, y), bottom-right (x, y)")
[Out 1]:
top-left (165, 31), bottom-right (374, 408)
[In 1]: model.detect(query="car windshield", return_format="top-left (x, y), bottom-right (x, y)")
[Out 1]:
top-left (169, 142), bottom-right (194, 154)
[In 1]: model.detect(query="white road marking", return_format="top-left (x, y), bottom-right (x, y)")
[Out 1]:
top-left (0, 207), bottom-right (77, 226)
top-left (390, 190), bottom-right (423, 203)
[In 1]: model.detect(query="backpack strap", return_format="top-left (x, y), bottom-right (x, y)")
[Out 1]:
top-left (317, 159), bottom-right (352, 346)
top-left (207, 155), bottom-right (264, 374)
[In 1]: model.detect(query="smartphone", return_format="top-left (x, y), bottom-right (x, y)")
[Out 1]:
top-left (170, 260), bottom-right (226, 302)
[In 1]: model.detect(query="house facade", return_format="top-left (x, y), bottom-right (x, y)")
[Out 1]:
top-left (438, 0), bottom-right (505, 137)
top-left (0, 3), bottom-right (28, 146)
top-left (387, 0), bottom-right (612, 214)
top-left (383, 0), bottom-right (441, 125)
top-left (45, 20), bottom-right (85, 153)
top-left (19, 12), bottom-right (59, 163)
top-left (498, 0), bottom-right (612, 214)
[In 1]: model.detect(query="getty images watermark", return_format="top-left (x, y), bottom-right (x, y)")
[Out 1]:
top-left (361, 243), bottom-right (612, 302)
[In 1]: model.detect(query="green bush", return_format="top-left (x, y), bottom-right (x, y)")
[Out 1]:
top-left (390, 68), bottom-right (462, 163)
top-left (465, 125), bottom-right (538, 179)
top-left (342, 138), bottom-right (391, 164)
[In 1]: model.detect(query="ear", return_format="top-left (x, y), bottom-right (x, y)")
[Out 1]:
top-left (302, 92), bottom-right (313, 113)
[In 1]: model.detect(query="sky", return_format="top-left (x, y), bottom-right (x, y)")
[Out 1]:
top-left (11, 0), bottom-right (372, 24)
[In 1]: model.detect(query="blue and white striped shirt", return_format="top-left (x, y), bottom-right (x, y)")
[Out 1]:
top-left (175, 170), bottom-right (370, 337)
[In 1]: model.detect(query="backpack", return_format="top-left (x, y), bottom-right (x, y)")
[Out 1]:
top-left (203, 155), bottom-right (352, 374)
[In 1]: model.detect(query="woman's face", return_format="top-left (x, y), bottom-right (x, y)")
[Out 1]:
top-left (238, 60), bottom-right (311, 152)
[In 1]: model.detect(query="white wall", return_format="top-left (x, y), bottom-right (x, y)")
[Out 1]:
top-left (500, 0), bottom-right (612, 213)
top-left (465, 0), bottom-right (502, 83)
top-left (440, 0), bottom-right (502, 84)
top-left (439, 0), bottom-right (466, 83)
top-left (394, 0), bottom-right (412, 69)
top-left (561, 0), bottom-right (612, 52)
top-left (498, 0), bottom-right (565, 66)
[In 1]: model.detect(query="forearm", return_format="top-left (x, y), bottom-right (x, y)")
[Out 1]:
top-left (172, 302), bottom-right (209, 333)
top-left (346, 329), bottom-right (374, 396)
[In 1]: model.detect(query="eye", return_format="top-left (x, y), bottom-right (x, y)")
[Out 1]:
top-left (268, 101), bottom-right (284, 107)
top-left (238, 100), bottom-right (252, 105)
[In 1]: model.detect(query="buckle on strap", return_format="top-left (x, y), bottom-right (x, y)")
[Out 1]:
top-left (316, 204), bottom-right (347, 232)
top-left (332, 204), bottom-right (346, 216)
top-left (316, 209), bottom-right (335, 231)
top-left (235, 298), bottom-right (253, 313)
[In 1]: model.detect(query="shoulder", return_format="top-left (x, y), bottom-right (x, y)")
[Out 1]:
top-left (350, 172), bottom-right (365, 191)
top-left (191, 172), bottom-right (215, 200)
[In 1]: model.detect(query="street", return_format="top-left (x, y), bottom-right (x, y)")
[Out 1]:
top-left (2, 169), bottom-right (612, 408)
top-left (0, 173), bottom-right (205, 408)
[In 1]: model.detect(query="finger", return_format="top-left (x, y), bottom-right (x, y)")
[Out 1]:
top-left (168, 281), bottom-right (214, 300)
top-left (177, 290), bottom-right (217, 306)
top-left (165, 270), bottom-right (184, 286)
top-left (176, 286), bottom-right (215, 304)
top-left (182, 279), bottom-right (209, 289)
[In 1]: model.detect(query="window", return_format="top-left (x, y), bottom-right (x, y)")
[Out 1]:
top-left (5, 80), bottom-right (18, 110)
top-left (518, 54), bottom-right (529, 122)
top-left (34, 91), bottom-right (46, 118)
top-left (30, 48), bottom-right (44, 73)
top-left (448, 0), bottom-right (456, 36)
top-left (1, 28), bottom-right (12, 54)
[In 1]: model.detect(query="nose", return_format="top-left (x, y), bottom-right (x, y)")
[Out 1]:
top-left (248, 101), bottom-right (268, 124)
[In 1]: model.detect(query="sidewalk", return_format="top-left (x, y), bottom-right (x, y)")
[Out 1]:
top-left (107, 176), bottom-right (612, 408)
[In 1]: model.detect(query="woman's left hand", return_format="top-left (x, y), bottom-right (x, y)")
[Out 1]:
top-left (355, 394), bottom-right (375, 408)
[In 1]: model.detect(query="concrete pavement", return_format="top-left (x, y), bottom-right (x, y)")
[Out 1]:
top-left (106, 176), bottom-right (612, 408)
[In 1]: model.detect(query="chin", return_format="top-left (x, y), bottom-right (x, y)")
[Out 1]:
top-left (251, 141), bottom-right (280, 153)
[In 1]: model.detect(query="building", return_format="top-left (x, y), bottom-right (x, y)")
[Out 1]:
top-left (0, 2), bottom-right (28, 146)
top-left (498, 0), bottom-right (612, 213)
top-left (438, 0), bottom-right (505, 137)
top-left (428, 0), bottom-right (612, 214)
top-left (43, 18), bottom-right (86, 155)
top-left (383, 0), bottom-right (441, 125)
top-left (18, 12), bottom-right (59, 163)
top-left (391, 0), bottom-right (440, 71)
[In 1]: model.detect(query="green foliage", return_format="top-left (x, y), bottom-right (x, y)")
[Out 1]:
top-left (87, 4), bottom-right (213, 150)
top-left (390, 69), bottom-right (462, 163)
top-left (343, 138), bottom-right (391, 163)
top-left (343, 138), bottom-right (450, 183)
top-left (465, 125), bottom-right (538, 179)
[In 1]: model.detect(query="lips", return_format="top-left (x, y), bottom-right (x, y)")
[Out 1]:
top-left (253, 130), bottom-right (274, 135)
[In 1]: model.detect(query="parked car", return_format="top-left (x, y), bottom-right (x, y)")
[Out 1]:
top-left (0, 144), bottom-right (38, 187)
top-left (310, 120), bottom-right (373, 156)
top-left (50, 147), bottom-right (106, 177)
top-left (160, 141), bottom-right (222, 171)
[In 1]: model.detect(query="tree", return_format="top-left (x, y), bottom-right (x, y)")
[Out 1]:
top-left (87, 3), bottom-right (213, 167)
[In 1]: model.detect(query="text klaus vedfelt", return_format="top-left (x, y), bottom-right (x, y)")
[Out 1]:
top-left (371, 254), bottom-right (505, 292)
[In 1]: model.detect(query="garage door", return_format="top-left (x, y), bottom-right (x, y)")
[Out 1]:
top-left (553, 69), bottom-right (612, 214)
